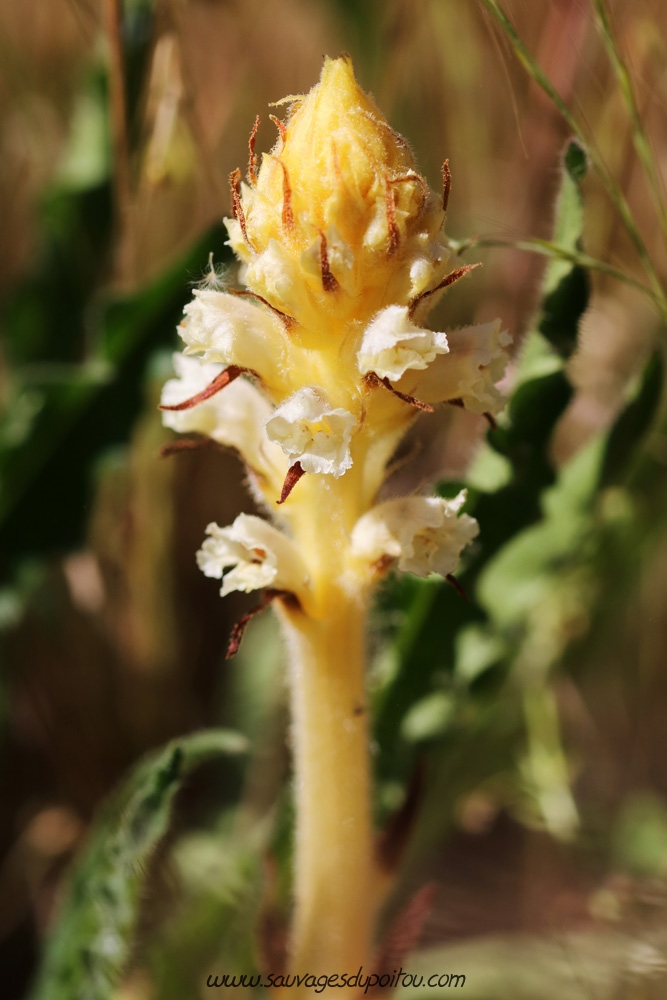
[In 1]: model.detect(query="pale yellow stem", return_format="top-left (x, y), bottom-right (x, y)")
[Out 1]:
top-left (273, 456), bottom-right (377, 992)
top-left (278, 589), bottom-right (374, 982)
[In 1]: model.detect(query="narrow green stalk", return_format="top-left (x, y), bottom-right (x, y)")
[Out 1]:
top-left (592, 0), bottom-right (667, 249)
top-left (452, 234), bottom-right (660, 306)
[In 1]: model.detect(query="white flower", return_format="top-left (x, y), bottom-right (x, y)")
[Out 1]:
top-left (300, 226), bottom-right (354, 292)
top-left (265, 387), bottom-right (357, 477)
top-left (407, 225), bottom-right (451, 298)
top-left (160, 354), bottom-right (225, 430)
top-left (160, 354), bottom-right (286, 479)
top-left (243, 240), bottom-right (311, 321)
top-left (197, 514), bottom-right (309, 599)
top-left (357, 305), bottom-right (449, 381)
top-left (179, 289), bottom-right (286, 386)
top-left (350, 492), bottom-right (478, 578)
top-left (402, 319), bottom-right (511, 415)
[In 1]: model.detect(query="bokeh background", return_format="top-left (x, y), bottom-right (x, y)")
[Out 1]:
top-left (2, 0), bottom-right (667, 997)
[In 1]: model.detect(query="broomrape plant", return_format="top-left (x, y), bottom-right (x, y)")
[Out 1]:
top-left (160, 56), bottom-right (510, 980)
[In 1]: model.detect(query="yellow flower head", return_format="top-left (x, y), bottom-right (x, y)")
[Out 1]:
top-left (163, 55), bottom-right (510, 605)
top-left (226, 55), bottom-right (452, 329)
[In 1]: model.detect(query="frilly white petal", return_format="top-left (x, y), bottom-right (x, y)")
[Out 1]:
top-left (160, 353), bottom-right (225, 431)
top-left (265, 387), bottom-right (356, 477)
top-left (350, 492), bottom-right (478, 579)
top-left (357, 305), bottom-right (449, 381)
top-left (160, 355), bottom-right (286, 478)
top-left (178, 289), bottom-right (286, 383)
top-left (404, 320), bottom-right (511, 415)
top-left (197, 514), bottom-right (309, 599)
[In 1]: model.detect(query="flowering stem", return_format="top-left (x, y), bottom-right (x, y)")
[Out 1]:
top-left (276, 467), bottom-right (375, 979)
top-left (280, 591), bottom-right (374, 977)
top-left (161, 54), bottom-right (510, 990)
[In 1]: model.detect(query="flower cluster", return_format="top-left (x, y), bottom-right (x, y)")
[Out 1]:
top-left (160, 56), bottom-right (510, 619)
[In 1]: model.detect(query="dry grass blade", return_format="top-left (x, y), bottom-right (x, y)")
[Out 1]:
top-left (476, 0), bottom-right (667, 326)
top-left (104, 0), bottom-right (132, 252)
top-left (592, 0), bottom-right (667, 249)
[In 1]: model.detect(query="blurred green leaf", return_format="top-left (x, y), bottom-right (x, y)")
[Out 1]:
top-left (146, 818), bottom-right (270, 999)
top-left (372, 141), bottom-right (590, 806)
top-left (612, 793), bottom-right (667, 878)
top-left (30, 730), bottom-right (248, 1000)
top-left (0, 211), bottom-right (232, 576)
top-left (401, 691), bottom-right (455, 743)
top-left (539, 140), bottom-right (589, 358)
top-left (599, 349), bottom-right (664, 488)
top-left (564, 139), bottom-right (588, 182)
top-left (478, 434), bottom-right (604, 627)
top-left (539, 266), bottom-right (589, 359)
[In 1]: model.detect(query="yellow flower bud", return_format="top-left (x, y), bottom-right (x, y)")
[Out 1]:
top-left (166, 55), bottom-right (510, 561)
top-left (226, 55), bottom-right (452, 332)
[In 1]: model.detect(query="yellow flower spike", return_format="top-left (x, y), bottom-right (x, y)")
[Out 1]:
top-left (163, 54), bottom-right (511, 993)
top-left (227, 55), bottom-right (453, 336)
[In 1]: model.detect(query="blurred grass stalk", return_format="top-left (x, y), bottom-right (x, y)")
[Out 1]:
top-left (477, 0), bottom-right (667, 328)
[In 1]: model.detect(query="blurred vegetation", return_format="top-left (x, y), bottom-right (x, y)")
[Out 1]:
top-left (2, 0), bottom-right (667, 998)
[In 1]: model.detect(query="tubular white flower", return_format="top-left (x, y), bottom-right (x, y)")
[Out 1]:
top-left (197, 514), bottom-right (309, 599)
top-left (242, 240), bottom-right (312, 322)
top-left (300, 226), bottom-right (355, 293)
top-left (178, 289), bottom-right (287, 386)
top-left (402, 319), bottom-right (512, 414)
top-left (357, 305), bottom-right (449, 381)
top-left (265, 387), bottom-right (357, 477)
top-left (406, 220), bottom-right (451, 298)
top-left (350, 492), bottom-right (478, 579)
top-left (160, 354), bottom-right (225, 430)
top-left (160, 355), bottom-right (286, 479)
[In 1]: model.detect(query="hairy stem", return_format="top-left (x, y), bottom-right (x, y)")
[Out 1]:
top-left (275, 462), bottom-right (376, 985)
top-left (279, 592), bottom-right (373, 979)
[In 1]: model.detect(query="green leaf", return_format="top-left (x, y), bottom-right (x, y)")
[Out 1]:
top-left (0, 219), bottom-right (232, 574)
top-left (599, 349), bottom-right (664, 488)
top-left (564, 138), bottom-right (588, 182)
top-left (30, 730), bottom-right (248, 1000)
top-left (146, 820), bottom-right (270, 998)
top-left (538, 140), bottom-right (590, 359)
top-left (372, 141), bottom-right (590, 795)
top-left (539, 265), bottom-right (589, 359)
